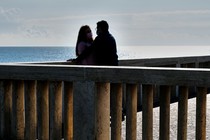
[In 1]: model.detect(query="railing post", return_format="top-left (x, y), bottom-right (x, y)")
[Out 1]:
top-left (126, 84), bottom-right (137, 140)
top-left (96, 82), bottom-right (110, 140)
top-left (110, 83), bottom-right (123, 140)
top-left (73, 81), bottom-right (96, 140)
top-left (159, 85), bottom-right (171, 140)
top-left (0, 81), bottom-right (2, 139)
top-left (50, 81), bottom-right (63, 140)
top-left (2, 80), bottom-right (12, 139)
top-left (64, 82), bottom-right (73, 140)
top-left (25, 80), bottom-right (37, 139)
top-left (37, 81), bottom-right (49, 140)
top-left (142, 84), bottom-right (153, 140)
top-left (196, 87), bottom-right (207, 140)
top-left (12, 80), bottom-right (25, 139)
top-left (177, 86), bottom-right (188, 140)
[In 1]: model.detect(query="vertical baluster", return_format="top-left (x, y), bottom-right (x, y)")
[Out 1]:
top-left (159, 85), bottom-right (171, 140)
top-left (126, 83), bottom-right (137, 140)
top-left (12, 80), bottom-right (25, 139)
top-left (196, 87), bottom-right (207, 140)
top-left (177, 86), bottom-right (188, 140)
top-left (142, 84), bottom-right (153, 140)
top-left (50, 81), bottom-right (63, 140)
top-left (110, 83), bottom-right (123, 140)
top-left (73, 81), bottom-right (95, 140)
top-left (25, 80), bottom-right (37, 139)
top-left (2, 80), bottom-right (12, 139)
top-left (37, 81), bottom-right (49, 140)
top-left (96, 82), bottom-right (110, 140)
top-left (64, 82), bottom-right (73, 140)
top-left (137, 84), bottom-right (142, 113)
top-left (0, 81), bottom-right (2, 139)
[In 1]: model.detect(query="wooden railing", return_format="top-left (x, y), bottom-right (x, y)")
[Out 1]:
top-left (119, 55), bottom-right (210, 68)
top-left (0, 55), bottom-right (210, 139)
top-left (120, 55), bottom-right (210, 110)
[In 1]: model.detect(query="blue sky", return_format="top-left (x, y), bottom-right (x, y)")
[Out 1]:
top-left (0, 0), bottom-right (210, 46)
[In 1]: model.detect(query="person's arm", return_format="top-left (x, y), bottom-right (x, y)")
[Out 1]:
top-left (77, 42), bottom-right (86, 56)
top-left (67, 42), bottom-right (87, 63)
top-left (75, 44), bottom-right (94, 62)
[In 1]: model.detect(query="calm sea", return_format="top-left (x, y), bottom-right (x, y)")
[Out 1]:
top-left (0, 46), bottom-right (210, 63)
top-left (0, 47), bottom-right (75, 63)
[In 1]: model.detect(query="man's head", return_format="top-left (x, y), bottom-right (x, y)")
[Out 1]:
top-left (96, 20), bottom-right (109, 35)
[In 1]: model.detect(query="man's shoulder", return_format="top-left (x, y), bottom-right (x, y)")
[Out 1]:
top-left (103, 33), bottom-right (115, 40)
top-left (94, 33), bottom-right (116, 44)
top-left (109, 33), bottom-right (115, 40)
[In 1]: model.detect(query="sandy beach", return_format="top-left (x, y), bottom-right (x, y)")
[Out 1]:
top-left (121, 94), bottom-right (210, 140)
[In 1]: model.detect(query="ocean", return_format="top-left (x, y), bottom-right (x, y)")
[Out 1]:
top-left (0, 46), bottom-right (210, 63)
top-left (0, 47), bottom-right (75, 63)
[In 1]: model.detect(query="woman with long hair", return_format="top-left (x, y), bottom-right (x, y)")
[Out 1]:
top-left (75, 25), bottom-right (95, 65)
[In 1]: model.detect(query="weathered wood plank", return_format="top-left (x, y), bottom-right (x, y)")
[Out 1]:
top-left (196, 87), bottom-right (207, 140)
top-left (2, 80), bottom-right (12, 139)
top-left (37, 81), bottom-right (49, 140)
top-left (119, 55), bottom-right (210, 67)
top-left (142, 85), bottom-right (153, 140)
top-left (177, 86), bottom-right (188, 140)
top-left (73, 81), bottom-right (96, 140)
top-left (12, 80), bottom-right (25, 139)
top-left (126, 84), bottom-right (137, 140)
top-left (50, 81), bottom-right (62, 140)
top-left (1, 64), bottom-right (210, 86)
top-left (159, 85), bottom-right (171, 140)
top-left (110, 83), bottom-right (123, 140)
top-left (96, 82), bottom-right (110, 140)
top-left (64, 82), bottom-right (73, 140)
top-left (25, 80), bottom-right (37, 140)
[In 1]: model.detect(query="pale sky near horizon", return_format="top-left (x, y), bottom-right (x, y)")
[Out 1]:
top-left (1, 0), bottom-right (210, 47)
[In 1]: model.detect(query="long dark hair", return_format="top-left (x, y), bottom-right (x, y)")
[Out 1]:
top-left (75, 25), bottom-right (93, 56)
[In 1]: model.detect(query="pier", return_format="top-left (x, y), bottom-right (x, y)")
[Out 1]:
top-left (1, 55), bottom-right (210, 139)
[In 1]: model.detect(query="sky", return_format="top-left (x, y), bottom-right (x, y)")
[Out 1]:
top-left (0, 0), bottom-right (210, 47)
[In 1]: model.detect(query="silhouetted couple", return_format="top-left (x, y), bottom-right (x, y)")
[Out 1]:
top-left (73, 20), bottom-right (118, 66)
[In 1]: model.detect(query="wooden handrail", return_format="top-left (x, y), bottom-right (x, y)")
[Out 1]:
top-left (0, 64), bottom-right (210, 86)
top-left (0, 56), bottom-right (209, 139)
